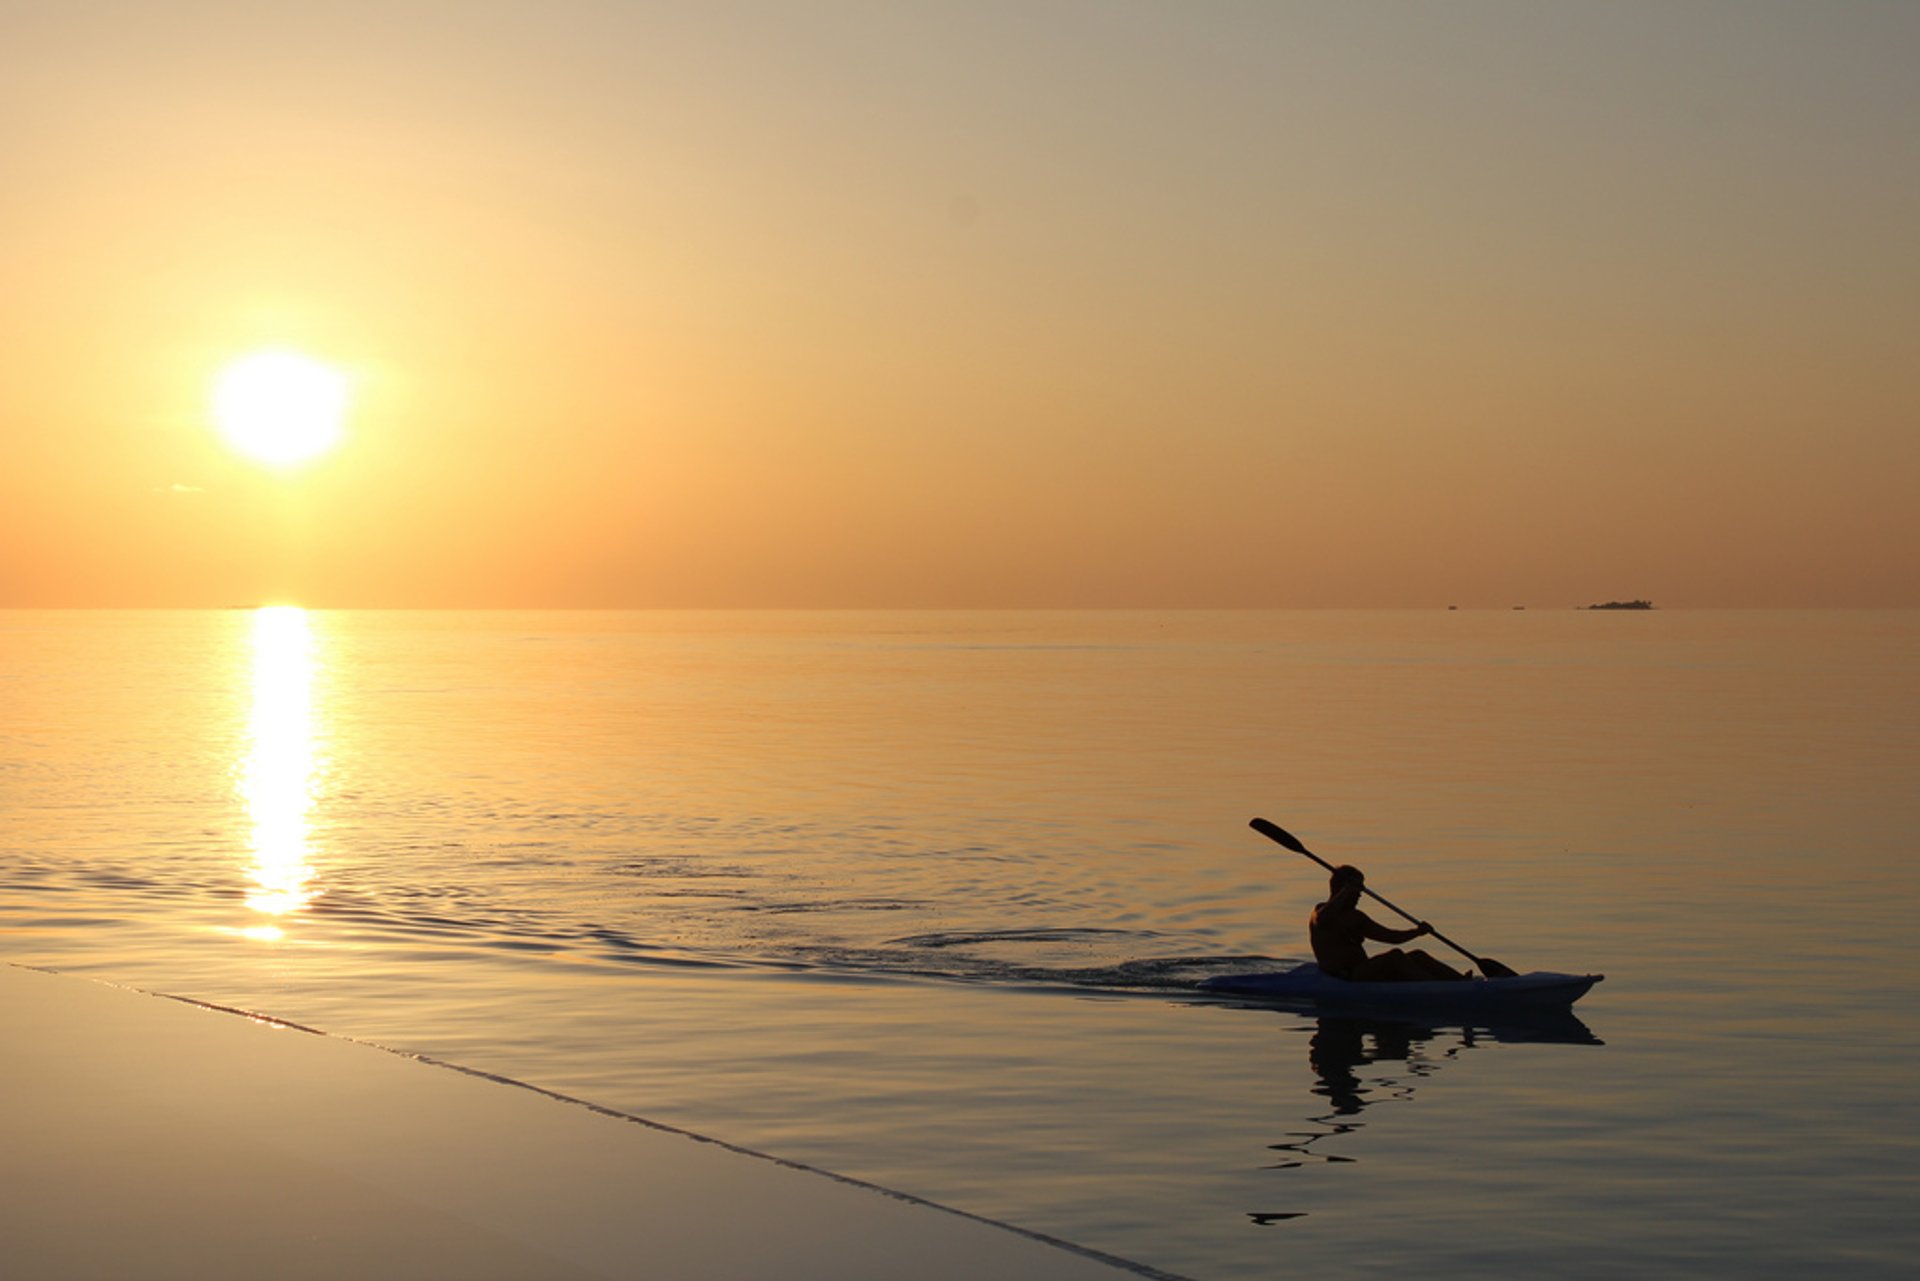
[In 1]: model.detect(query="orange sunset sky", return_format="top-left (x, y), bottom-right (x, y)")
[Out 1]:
top-left (3, 1), bottom-right (1915, 609)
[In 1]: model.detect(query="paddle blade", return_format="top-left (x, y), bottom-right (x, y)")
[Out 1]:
top-left (1249, 817), bottom-right (1307, 854)
top-left (1476, 956), bottom-right (1520, 979)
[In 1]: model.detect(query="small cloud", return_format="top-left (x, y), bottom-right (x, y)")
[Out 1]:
top-left (154, 483), bottom-right (206, 496)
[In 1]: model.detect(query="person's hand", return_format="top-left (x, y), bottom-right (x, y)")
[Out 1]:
top-left (1415, 921), bottom-right (1433, 936)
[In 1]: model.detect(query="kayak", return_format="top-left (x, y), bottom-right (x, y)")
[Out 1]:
top-left (1200, 963), bottom-right (1602, 1012)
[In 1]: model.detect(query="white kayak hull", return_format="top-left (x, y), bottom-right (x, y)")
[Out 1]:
top-left (1200, 963), bottom-right (1602, 1011)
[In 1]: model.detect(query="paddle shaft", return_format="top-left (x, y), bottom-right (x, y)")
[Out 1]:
top-left (1249, 817), bottom-right (1501, 973)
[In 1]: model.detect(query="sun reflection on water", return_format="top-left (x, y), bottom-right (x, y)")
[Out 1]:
top-left (238, 605), bottom-right (322, 930)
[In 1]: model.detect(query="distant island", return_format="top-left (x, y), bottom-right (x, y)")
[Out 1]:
top-left (1585, 599), bottom-right (1655, 610)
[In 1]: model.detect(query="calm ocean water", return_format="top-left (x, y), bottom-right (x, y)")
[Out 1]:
top-left (4, 609), bottom-right (1917, 1278)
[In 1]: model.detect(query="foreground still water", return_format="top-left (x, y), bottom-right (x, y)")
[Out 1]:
top-left (3, 609), bottom-right (1917, 1279)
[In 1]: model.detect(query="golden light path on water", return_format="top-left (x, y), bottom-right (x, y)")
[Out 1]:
top-left (237, 605), bottom-right (321, 938)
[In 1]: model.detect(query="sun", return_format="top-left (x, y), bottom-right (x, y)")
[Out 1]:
top-left (213, 350), bottom-right (351, 469)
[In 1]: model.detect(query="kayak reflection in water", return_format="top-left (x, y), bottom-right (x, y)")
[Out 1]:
top-left (1309, 864), bottom-right (1468, 982)
top-left (1308, 1017), bottom-right (1423, 1116)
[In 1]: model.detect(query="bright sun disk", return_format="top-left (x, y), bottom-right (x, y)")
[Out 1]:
top-left (213, 350), bottom-right (350, 468)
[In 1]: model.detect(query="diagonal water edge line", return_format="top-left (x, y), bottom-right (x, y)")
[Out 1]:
top-left (388, 1049), bottom-right (1196, 1281)
top-left (12, 962), bottom-right (1194, 1281)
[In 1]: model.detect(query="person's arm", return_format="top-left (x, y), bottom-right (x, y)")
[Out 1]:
top-left (1358, 912), bottom-right (1432, 946)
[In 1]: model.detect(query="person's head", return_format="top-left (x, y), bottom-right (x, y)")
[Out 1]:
top-left (1329, 865), bottom-right (1365, 896)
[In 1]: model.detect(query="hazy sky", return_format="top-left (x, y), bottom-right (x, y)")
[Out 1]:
top-left (4, 1), bottom-right (1915, 607)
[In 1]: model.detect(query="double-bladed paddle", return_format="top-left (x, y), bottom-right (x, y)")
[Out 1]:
top-left (1250, 817), bottom-right (1518, 979)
